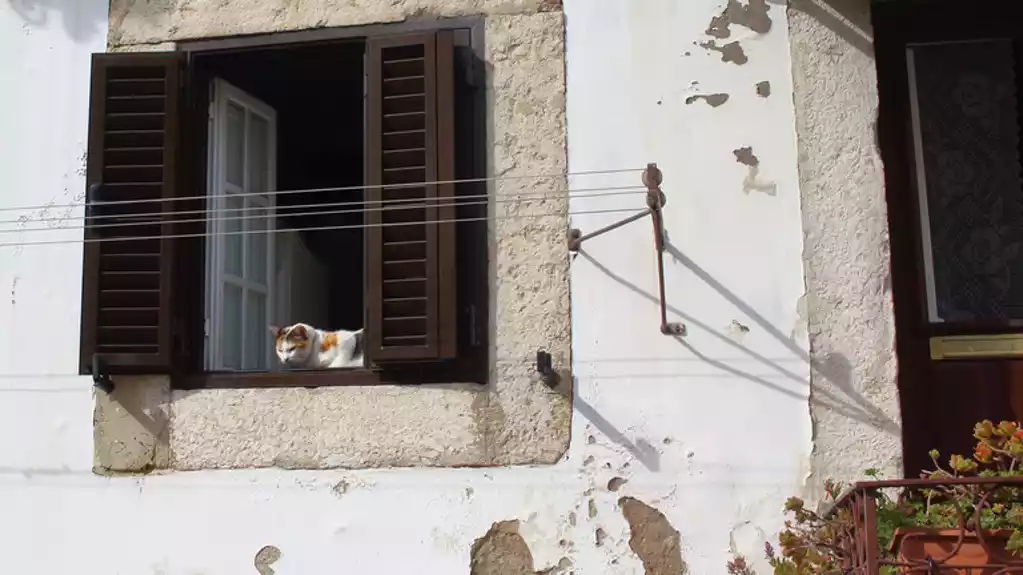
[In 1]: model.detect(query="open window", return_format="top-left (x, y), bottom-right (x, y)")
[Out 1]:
top-left (78, 28), bottom-right (488, 388)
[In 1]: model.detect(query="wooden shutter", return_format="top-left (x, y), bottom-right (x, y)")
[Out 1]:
top-left (79, 52), bottom-right (183, 375)
top-left (365, 32), bottom-right (457, 363)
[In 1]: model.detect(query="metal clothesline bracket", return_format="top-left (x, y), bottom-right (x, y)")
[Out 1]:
top-left (567, 163), bottom-right (686, 337)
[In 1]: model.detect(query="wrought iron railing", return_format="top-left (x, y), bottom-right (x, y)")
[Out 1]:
top-left (831, 477), bottom-right (1023, 574)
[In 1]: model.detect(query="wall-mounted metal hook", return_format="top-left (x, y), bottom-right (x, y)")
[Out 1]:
top-left (536, 349), bottom-right (560, 388)
top-left (568, 163), bottom-right (686, 337)
top-left (91, 353), bottom-right (114, 394)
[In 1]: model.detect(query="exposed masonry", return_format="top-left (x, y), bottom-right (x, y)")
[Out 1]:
top-left (95, 0), bottom-right (572, 473)
top-left (469, 496), bottom-right (682, 575)
top-left (685, 93), bottom-right (730, 107)
top-left (698, 0), bottom-right (775, 67)
top-left (254, 545), bottom-right (282, 575)
top-left (620, 498), bottom-right (686, 575)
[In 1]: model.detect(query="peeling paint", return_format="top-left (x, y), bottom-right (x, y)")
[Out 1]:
top-left (685, 93), bottom-right (730, 107)
top-left (756, 80), bottom-right (772, 97)
top-left (587, 499), bottom-right (598, 519)
top-left (700, 40), bottom-right (748, 65)
top-left (727, 320), bottom-right (751, 341)
top-left (582, 455), bottom-right (595, 466)
top-left (743, 165), bottom-right (778, 196)
top-left (607, 476), bottom-right (627, 492)
top-left (469, 520), bottom-right (570, 575)
top-left (331, 479), bottom-right (349, 497)
top-left (254, 545), bottom-right (281, 575)
top-left (568, 511), bottom-right (577, 527)
top-left (619, 497), bottom-right (687, 575)
top-left (595, 527), bottom-right (608, 547)
top-left (733, 146), bottom-right (759, 167)
top-left (705, 0), bottom-right (772, 39)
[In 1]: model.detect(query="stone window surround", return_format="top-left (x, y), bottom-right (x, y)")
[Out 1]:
top-left (94, 5), bottom-right (572, 474)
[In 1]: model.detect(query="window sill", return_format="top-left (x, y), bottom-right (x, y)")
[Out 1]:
top-left (175, 361), bottom-right (488, 389)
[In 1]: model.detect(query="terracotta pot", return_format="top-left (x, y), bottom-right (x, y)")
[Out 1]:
top-left (890, 528), bottom-right (1019, 574)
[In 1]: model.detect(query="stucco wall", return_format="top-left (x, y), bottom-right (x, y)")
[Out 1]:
top-left (95, 0), bottom-right (573, 472)
top-left (0, 0), bottom-right (899, 573)
top-left (787, 0), bottom-right (903, 493)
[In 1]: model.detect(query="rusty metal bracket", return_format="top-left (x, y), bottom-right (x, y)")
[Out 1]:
top-left (568, 163), bottom-right (686, 337)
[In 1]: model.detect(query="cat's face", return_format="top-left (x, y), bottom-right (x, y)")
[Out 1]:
top-left (270, 323), bottom-right (313, 366)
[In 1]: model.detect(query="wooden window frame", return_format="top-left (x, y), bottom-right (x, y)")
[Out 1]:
top-left (80, 19), bottom-right (489, 389)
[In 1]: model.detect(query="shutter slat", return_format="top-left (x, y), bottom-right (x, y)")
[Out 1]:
top-left (80, 52), bottom-right (182, 375)
top-left (365, 32), bottom-right (457, 363)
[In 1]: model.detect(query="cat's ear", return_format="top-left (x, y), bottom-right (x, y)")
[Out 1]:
top-left (292, 325), bottom-right (308, 340)
top-left (269, 325), bottom-right (283, 337)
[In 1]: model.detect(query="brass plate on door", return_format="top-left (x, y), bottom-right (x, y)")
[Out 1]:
top-left (930, 333), bottom-right (1023, 360)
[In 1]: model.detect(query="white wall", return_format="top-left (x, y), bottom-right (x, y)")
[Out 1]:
top-left (0, 0), bottom-right (812, 573)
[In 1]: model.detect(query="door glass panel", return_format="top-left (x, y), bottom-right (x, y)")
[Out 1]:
top-left (908, 39), bottom-right (1023, 323)
top-left (224, 195), bottom-right (243, 276)
top-left (245, 291), bottom-right (267, 371)
top-left (226, 102), bottom-right (246, 187)
top-left (249, 114), bottom-right (269, 196)
top-left (222, 283), bottom-right (243, 370)
top-left (247, 204), bottom-right (268, 284)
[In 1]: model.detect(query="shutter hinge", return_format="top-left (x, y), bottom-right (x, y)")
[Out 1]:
top-left (90, 353), bottom-right (115, 394)
top-left (536, 349), bottom-right (559, 388)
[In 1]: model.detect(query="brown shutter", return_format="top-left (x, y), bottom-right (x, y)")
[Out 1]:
top-left (365, 32), bottom-right (457, 363)
top-left (79, 52), bottom-right (184, 375)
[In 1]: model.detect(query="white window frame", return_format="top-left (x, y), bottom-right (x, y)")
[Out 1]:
top-left (205, 78), bottom-right (279, 371)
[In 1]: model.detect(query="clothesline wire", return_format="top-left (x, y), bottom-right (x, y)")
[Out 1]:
top-left (0, 206), bottom-right (644, 248)
top-left (4, 189), bottom-right (645, 236)
top-left (0, 168), bottom-right (645, 214)
top-left (0, 185), bottom-right (647, 230)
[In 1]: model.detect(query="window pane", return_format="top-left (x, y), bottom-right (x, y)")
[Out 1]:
top-left (245, 291), bottom-right (267, 371)
top-left (226, 102), bottom-right (245, 187)
top-left (222, 283), bottom-right (243, 370)
top-left (249, 114), bottom-right (269, 196)
top-left (247, 204), bottom-right (268, 284)
top-left (224, 195), bottom-right (243, 276)
top-left (908, 39), bottom-right (1023, 322)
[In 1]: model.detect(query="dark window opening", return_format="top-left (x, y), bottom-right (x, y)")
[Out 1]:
top-left (78, 24), bottom-right (489, 389)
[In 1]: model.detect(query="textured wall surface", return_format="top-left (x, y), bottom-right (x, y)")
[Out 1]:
top-left (99, 1), bottom-right (572, 471)
top-left (788, 0), bottom-right (903, 492)
top-left (1, 0), bottom-right (903, 573)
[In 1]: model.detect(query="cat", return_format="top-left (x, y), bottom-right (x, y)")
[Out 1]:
top-left (270, 323), bottom-right (364, 369)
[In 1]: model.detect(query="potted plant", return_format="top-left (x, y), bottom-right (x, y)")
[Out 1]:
top-left (764, 419), bottom-right (1023, 574)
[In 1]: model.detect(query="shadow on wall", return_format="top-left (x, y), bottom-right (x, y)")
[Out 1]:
top-left (576, 243), bottom-right (901, 438)
top-left (7, 0), bottom-right (107, 43)
top-left (789, 0), bottom-right (875, 56)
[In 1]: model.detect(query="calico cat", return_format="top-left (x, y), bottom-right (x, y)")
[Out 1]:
top-left (270, 323), bottom-right (364, 369)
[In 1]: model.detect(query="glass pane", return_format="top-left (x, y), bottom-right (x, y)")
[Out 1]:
top-left (226, 102), bottom-right (245, 187)
top-left (909, 39), bottom-right (1023, 323)
top-left (224, 195), bottom-right (243, 276)
top-left (222, 283), bottom-right (243, 370)
top-left (245, 291), bottom-right (267, 371)
top-left (249, 114), bottom-right (269, 195)
top-left (246, 203), bottom-right (268, 284)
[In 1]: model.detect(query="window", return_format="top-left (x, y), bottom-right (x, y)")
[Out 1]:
top-left (78, 27), bottom-right (488, 388)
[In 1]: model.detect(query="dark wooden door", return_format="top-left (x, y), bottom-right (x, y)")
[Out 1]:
top-left (874, 0), bottom-right (1023, 476)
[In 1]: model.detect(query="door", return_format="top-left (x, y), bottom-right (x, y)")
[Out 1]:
top-left (875, 1), bottom-right (1023, 475)
top-left (205, 79), bottom-right (278, 372)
